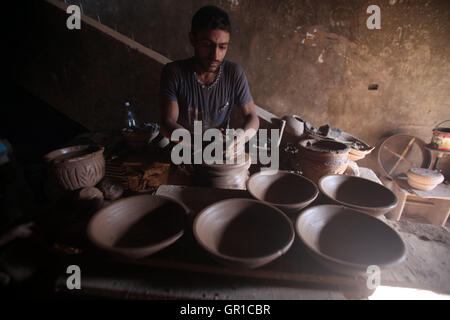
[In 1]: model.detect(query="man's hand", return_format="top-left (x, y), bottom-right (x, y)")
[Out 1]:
top-left (223, 128), bottom-right (258, 160)
top-left (223, 130), bottom-right (246, 159)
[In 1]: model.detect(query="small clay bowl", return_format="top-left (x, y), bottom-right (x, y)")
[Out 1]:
top-left (193, 199), bottom-right (294, 269)
top-left (406, 168), bottom-right (444, 191)
top-left (87, 195), bottom-right (188, 259)
top-left (246, 170), bottom-right (319, 214)
top-left (318, 174), bottom-right (398, 217)
top-left (295, 204), bottom-right (406, 276)
top-left (335, 131), bottom-right (374, 162)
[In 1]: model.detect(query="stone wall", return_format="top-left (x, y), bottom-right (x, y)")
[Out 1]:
top-left (11, 0), bottom-right (450, 174)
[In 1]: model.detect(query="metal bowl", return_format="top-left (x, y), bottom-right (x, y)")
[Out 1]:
top-left (87, 195), bottom-right (188, 259)
top-left (295, 204), bottom-right (406, 275)
top-left (193, 198), bottom-right (294, 269)
top-left (247, 170), bottom-right (319, 214)
top-left (318, 174), bottom-right (398, 216)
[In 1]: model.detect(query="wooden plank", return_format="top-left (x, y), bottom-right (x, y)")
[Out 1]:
top-left (45, 0), bottom-right (171, 65)
top-left (46, 0), bottom-right (280, 129)
top-left (54, 255), bottom-right (346, 299)
top-left (112, 256), bottom-right (364, 288)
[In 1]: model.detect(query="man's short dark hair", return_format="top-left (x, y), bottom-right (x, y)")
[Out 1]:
top-left (191, 5), bottom-right (231, 35)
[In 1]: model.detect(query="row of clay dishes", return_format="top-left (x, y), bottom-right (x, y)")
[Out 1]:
top-left (87, 193), bottom-right (295, 269)
top-left (247, 170), bottom-right (398, 218)
top-left (244, 171), bottom-right (404, 274)
top-left (45, 142), bottom-right (400, 274)
top-left (87, 170), bottom-right (404, 276)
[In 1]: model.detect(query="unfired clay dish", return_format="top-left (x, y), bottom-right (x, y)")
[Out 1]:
top-left (295, 204), bottom-right (406, 275)
top-left (246, 170), bottom-right (318, 214)
top-left (193, 198), bottom-right (294, 269)
top-left (87, 194), bottom-right (188, 259)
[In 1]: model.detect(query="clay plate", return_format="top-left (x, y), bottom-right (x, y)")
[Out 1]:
top-left (246, 170), bottom-right (319, 214)
top-left (193, 198), bottom-right (295, 269)
top-left (295, 204), bottom-right (406, 275)
top-left (318, 174), bottom-right (398, 217)
top-left (87, 194), bottom-right (188, 259)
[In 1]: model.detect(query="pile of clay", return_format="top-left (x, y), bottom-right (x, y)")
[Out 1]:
top-left (122, 122), bottom-right (158, 134)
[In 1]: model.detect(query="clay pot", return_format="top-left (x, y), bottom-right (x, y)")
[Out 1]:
top-left (282, 115), bottom-right (305, 139)
top-left (246, 170), bottom-right (318, 215)
top-left (44, 145), bottom-right (105, 191)
top-left (193, 198), bottom-right (294, 269)
top-left (318, 174), bottom-right (398, 217)
top-left (348, 147), bottom-right (374, 162)
top-left (342, 134), bottom-right (374, 162)
top-left (298, 139), bottom-right (350, 183)
top-left (87, 194), bottom-right (188, 259)
top-left (295, 204), bottom-right (406, 276)
top-left (406, 168), bottom-right (444, 191)
top-left (193, 153), bottom-right (251, 190)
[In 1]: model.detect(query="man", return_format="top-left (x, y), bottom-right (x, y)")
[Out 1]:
top-left (159, 5), bottom-right (259, 157)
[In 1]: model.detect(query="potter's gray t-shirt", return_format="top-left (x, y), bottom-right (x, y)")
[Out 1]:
top-left (160, 58), bottom-right (253, 132)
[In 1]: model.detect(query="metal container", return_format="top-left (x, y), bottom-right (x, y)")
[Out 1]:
top-left (87, 194), bottom-right (188, 259)
top-left (431, 120), bottom-right (450, 151)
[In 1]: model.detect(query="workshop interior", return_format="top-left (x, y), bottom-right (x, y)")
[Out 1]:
top-left (1, 0), bottom-right (449, 301)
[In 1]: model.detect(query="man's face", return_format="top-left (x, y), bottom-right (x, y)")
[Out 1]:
top-left (190, 29), bottom-right (230, 73)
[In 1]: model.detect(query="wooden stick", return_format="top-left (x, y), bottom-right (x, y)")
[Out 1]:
top-left (383, 145), bottom-right (415, 166)
top-left (389, 138), bottom-right (415, 176)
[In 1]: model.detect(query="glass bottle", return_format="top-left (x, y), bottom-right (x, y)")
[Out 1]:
top-left (124, 101), bottom-right (137, 128)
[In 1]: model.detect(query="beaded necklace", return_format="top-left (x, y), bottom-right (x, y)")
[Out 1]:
top-left (194, 62), bottom-right (223, 90)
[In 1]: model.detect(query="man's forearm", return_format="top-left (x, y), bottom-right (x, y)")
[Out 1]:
top-left (160, 120), bottom-right (186, 141)
top-left (242, 113), bottom-right (259, 142)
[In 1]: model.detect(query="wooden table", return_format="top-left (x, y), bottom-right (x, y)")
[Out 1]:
top-left (46, 160), bottom-right (450, 299)
top-left (53, 181), bottom-right (450, 299)
top-left (390, 177), bottom-right (450, 226)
